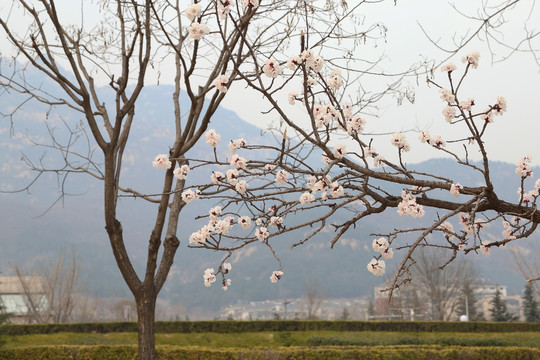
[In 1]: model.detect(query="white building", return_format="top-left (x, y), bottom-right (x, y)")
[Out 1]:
top-left (0, 276), bottom-right (47, 324)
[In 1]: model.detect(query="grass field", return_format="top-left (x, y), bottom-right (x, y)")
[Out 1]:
top-left (3, 330), bottom-right (540, 349)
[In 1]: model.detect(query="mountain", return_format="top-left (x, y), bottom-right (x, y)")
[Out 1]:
top-left (1, 75), bottom-right (537, 318)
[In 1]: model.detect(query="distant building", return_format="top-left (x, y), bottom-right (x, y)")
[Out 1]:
top-left (219, 297), bottom-right (369, 320)
top-left (371, 280), bottom-right (527, 321)
top-left (0, 276), bottom-right (47, 324)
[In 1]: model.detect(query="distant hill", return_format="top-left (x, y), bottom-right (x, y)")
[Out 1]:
top-left (1, 75), bottom-right (537, 317)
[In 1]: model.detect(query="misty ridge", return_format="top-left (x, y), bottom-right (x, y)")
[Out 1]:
top-left (1, 76), bottom-right (537, 318)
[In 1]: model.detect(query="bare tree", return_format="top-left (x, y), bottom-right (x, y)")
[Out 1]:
top-left (14, 248), bottom-right (81, 323)
top-left (1, 1), bottom-right (539, 359)
top-left (304, 279), bottom-right (324, 320)
top-left (510, 245), bottom-right (540, 296)
top-left (410, 248), bottom-right (474, 321)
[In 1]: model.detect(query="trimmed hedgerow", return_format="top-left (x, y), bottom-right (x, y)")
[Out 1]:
top-left (1, 345), bottom-right (540, 360)
top-left (3, 320), bottom-right (540, 336)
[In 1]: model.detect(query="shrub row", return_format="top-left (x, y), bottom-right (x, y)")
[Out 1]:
top-left (306, 334), bottom-right (536, 347)
top-left (3, 320), bottom-right (540, 336)
top-left (1, 345), bottom-right (540, 360)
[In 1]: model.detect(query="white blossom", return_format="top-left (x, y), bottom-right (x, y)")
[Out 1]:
top-left (270, 270), bottom-right (283, 283)
top-left (152, 154), bottom-right (172, 169)
top-left (367, 259), bottom-right (385, 276)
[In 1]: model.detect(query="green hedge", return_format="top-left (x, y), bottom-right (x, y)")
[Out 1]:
top-left (1, 345), bottom-right (540, 360)
top-left (4, 320), bottom-right (540, 336)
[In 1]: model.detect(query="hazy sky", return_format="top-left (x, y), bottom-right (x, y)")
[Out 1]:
top-left (1, 0), bottom-right (539, 166)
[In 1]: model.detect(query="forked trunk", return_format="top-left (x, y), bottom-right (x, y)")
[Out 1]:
top-left (136, 294), bottom-right (157, 360)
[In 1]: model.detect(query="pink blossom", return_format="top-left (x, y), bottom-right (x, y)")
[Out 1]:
top-left (222, 278), bottom-right (232, 291)
top-left (255, 227), bottom-right (269, 241)
top-left (185, 4), bottom-right (202, 21)
top-left (189, 231), bottom-right (205, 245)
top-left (462, 50), bottom-right (480, 69)
top-left (439, 221), bottom-right (455, 240)
top-left (346, 115), bottom-right (366, 134)
top-left (459, 98), bottom-right (475, 111)
top-left (439, 88), bottom-right (455, 104)
top-left (381, 248), bottom-right (394, 260)
top-left (205, 129), bottom-right (221, 147)
top-left (235, 180), bottom-right (248, 194)
top-left (364, 147), bottom-right (376, 158)
top-left (286, 56), bottom-right (301, 70)
top-left (397, 191), bottom-right (424, 218)
top-left (309, 56), bottom-right (324, 72)
top-left (263, 58), bottom-right (281, 78)
top-left (450, 183), bottom-right (462, 197)
top-left (367, 259), bottom-right (385, 276)
top-left (238, 216), bottom-right (251, 230)
top-left (288, 92), bottom-right (298, 105)
top-left (209, 206), bottom-right (222, 221)
top-left (173, 164), bottom-right (190, 180)
top-left (230, 154), bottom-right (247, 169)
top-left (515, 156), bottom-right (533, 178)
top-left (217, 3), bottom-right (230, 18)
top-left (481, 110), bottom-right (494, 124)
top-left (391, 132), bottom-right (410, 152)
top-left (152, 154), bottom-right (172, 169)
top-left (479, 242), bottom-right (490, 256)
top-left (275, 170), bottom-right (289, 185)
top-left (214, 219), bottom-right (232, 235)
top-left (211, 171), bottom-right (225, 184)
top-left (242, 0), bottom-right (259, 8)
top-left (269, 216), bottom-right (283, 227)
top-left (229, 138), bottom-right (247, 153)
top-left (181, 189), bottom-right (200, 204)
top-left (214, 75), bottom-right (229, 93)
top-left (226, 168), bottom-right (239, 185)
top-left (204, 268), bottom-right (216, 287)
top-left (188, 21), bottom-right (209, 40)
top-left (270, 270), bottom-right (283, 283)
top-left (301, 49), bottom-right (314, 63)
top-left (418, 130), bottom-right (430, 144)
top-left (373, 155), bottom-right (385, 167)
top-left (299, 192), bottom-right (315, 205)
top-left (430, 135), bottom-right (446, 148)
top-left (440, 62), bottom-right (457, 72)
top-left (342, 103), bottom-right (353, 119)
top-left (333, 144), bottom-right (346, 159)
top-left (328, 70), bottom-right (343, 89)
top-left (442, 106), bottom-right (456, 122)
top-left (329, 182), bottom-right (344, 198)
top-left (493, 96), bottom-right (507, 115)
top-left (372, 237), bottom-right (388, 253)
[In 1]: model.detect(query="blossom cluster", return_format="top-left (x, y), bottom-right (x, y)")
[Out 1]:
top-left (173, 164), bottom-right (190, 180)
top-left (515, 156), bottom-right (533, 178)
top-left (303, 174), bottom-right (344, 201)
top-left (397, 190), bottom-right (425, 218)
top-left (462, 50), bottom-right (480, 69)
top-left (189, 206), bottom-right (240, 244)
top-left (286, 49), bottom-right (344, 106)
top-left (391, 132), bottom-right (410, 152)
top-left (372, 238), bottom-right (394, 260)
top-left (439, 221), bottom-right (455, 241)
top-left (418, 130), bottom-right (446, 148)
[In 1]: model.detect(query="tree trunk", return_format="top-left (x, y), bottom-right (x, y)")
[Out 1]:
top-left (136, 293), bottom-right (157, 360)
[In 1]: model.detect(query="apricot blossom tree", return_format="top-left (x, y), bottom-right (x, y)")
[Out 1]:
top-left (1, 0), bottom-right (539, 359)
